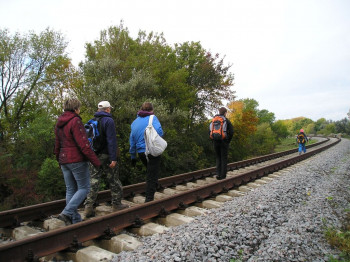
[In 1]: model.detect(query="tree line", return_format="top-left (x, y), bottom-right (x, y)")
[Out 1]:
top-left (1, 24), bottom-right (349, 210)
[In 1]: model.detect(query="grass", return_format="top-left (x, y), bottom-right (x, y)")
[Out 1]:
top-left (274, 137), bottom-right (317, 153)
top-left (324, 200), bottom-right (350, 261)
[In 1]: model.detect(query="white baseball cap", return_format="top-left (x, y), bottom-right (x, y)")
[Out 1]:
top-left (98, 101), bottom-right (113, 108)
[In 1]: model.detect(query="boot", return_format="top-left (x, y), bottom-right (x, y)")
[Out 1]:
top-left (57, 213), bottom-right (72, 225)
top-left (112, 203), bottom-right (129, 211)
top-left (84, 205), bottom-right (95, 218)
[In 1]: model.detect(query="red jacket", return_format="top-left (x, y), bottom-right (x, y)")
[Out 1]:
top-left (54, 111), bottom-right (101, 167)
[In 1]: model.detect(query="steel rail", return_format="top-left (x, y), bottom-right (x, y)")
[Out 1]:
top-left (0, 138), bottom-right (339, 262)
top-left (0, 138), bottom-right (329, 228)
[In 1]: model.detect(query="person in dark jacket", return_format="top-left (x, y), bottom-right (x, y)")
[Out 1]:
top-left (54, 98), bottom-right (101, 225)
top-left (210, 107), bottom-right (234, 180)
top-left (129, 102), bottom-right (164, 202)
top-left (296, 129), bottom-right (309, 155)
top-left (84, 101), bottom-right (128, 218)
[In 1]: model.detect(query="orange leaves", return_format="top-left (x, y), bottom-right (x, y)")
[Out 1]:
top-left (227, 100), bottom-right (258, 138)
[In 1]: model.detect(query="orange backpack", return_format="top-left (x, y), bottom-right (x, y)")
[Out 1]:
top-left (209, 116), bottom-right (227, 140)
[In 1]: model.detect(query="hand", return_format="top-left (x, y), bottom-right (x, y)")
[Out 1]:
top-left (109, 161), bottom-right (117, 169)
top-left (131, 158), bottom-right (137, 167)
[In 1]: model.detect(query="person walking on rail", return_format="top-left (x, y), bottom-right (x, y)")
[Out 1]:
top-left (84, 101), bottom-right (128, 218)
top-left (129, 102), bottom-right (165, 202)
top-left (209, 107), bottom-right (234, 180)
top-left (54, 98), bottom-right (101, 225)
top-left (296, 129), bottom-right (309, 155)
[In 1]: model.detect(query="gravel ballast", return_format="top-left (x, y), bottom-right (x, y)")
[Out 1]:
top-left (112, 139), bottom-right (350, 262)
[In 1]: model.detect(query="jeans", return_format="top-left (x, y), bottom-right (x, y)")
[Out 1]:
top-left (61, 162), bottom-right (90, 224)
top-left (298, 143), bottom-right (306, 153)
top-left (214, 140), bottom-right (229, 179)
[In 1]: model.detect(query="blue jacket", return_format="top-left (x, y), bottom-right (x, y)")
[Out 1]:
top-left (129, 114), bottom-right (164, 159)
top-left (94, 111), bottom-right (117, 161)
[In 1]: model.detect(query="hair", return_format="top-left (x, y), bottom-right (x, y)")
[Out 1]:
top-left (219, 107), bottom-right (227, 115)
top-left (64, 98), bottom-right (81, 112)
top-left (141, 102), bottom-right (154, 112)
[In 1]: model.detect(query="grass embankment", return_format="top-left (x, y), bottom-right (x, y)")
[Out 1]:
top-left (274, 137), bottom-right (317, 153)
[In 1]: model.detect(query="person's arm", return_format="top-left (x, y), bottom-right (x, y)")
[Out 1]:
top-left (129, 122), bottom-right (137, 159)
top-left (54, 125), bottom-right (60, 162)
top-left (152, 115), bottom-right (164, 137)
top-left (227, 119), bottom-right (234, 142)
top-left (104, 118), bottom-right (118, 162)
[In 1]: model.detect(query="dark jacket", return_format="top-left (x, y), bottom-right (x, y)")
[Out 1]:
top-left (296, 132), bottom-right (308, 144)
top-left (94, 111), bottom-right (118, 161)
top-left (54, 111), bottom-right (101, 167)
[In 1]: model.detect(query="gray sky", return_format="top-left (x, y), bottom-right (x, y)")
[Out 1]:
top-left (1, 0), bottom-right (349, 121)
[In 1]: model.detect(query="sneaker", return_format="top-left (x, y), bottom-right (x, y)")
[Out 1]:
top-left (112, 203), bottom-right (129, 211)
top-left (57, 213), bottom-right (72, 225)
top-left (84, 205), bottom-right (95, 218)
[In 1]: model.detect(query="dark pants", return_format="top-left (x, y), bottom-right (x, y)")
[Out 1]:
top-left (139, 152), bottom-right (161, 202)
top-left (213, 140), bottom-right (229, 179)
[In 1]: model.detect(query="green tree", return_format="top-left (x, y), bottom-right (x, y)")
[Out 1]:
top-left (0, 28), bottom-right (70, 135)
top-left (79, 24), bottom-right (235, 184)
top-left (249, 123), bottom-right (277, 155)
top-left (271, 120), bottom-right (289, 139)
top-left (0, 28), bottom-right (74, 208)
top-left (258, 109), bottom-right (275, 125)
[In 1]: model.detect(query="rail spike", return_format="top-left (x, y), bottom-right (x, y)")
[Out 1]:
top-left (25, 249), bottom-right (39, 262)
top-left (133, 215), bottom-right (145, 228)
top-left (178, 202), bottom-right (188, 210)
top-left (159, 207), bottom-right (170, 218)
top-left (222, 186), bottom-right (229, 193)
top-left (67, 235), bottom-right (83, 253)
top-left (210, 191), bottom-right (218, 198)
top-left (99, 225), bottom-right (116, 240)
top-left (196, 195), bottom-right (203, 203)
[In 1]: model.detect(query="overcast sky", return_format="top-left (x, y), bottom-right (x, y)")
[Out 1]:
top-left (1, 0), bottom-right (349, 121)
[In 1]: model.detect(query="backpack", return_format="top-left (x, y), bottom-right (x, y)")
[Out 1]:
top-left (297, 133), bottom-right (305, 144)
top-left (84, 116), bottom-right (105, 153)
top-left (144, 115), bottom-right (167, 157)
top-left (209, 115), bottom-right (227, 140)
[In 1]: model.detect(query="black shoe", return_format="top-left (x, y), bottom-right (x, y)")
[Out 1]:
top-left (57, 213), bottom-right (72, 225)
top-left (216, 176), bottom-right (226, 180)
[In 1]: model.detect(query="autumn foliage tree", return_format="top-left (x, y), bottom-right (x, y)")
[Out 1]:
top-left (227, 99), bottom-right (259, 160)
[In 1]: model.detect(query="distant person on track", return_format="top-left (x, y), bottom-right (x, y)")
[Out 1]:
top-left (296, 129), bottom-right (309, 155)
top-left (84, 101), bottom-right (128, 218)
top-left (209, 107), bottom-right (234, 180)
top-left (54, 98), bottom-right (101, 225)
top-left (129, 102), bottom-right (164, 202)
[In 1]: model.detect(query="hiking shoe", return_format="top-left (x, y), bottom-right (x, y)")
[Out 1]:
top-left (112, 203), bottom-right (129, 211)
top-left (84, 205), bottom-right (95, 218)
top-left (57, 213), bottom-right (72, 225)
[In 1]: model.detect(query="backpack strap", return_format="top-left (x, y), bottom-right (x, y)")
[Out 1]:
top-left (148, 115), bottom-right (154, 127)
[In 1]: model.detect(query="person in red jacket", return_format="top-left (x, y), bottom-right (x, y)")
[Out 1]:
top-left (54, 98), bottom-right (101, 225)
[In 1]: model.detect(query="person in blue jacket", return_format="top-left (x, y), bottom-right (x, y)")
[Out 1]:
top-left (129, 102), bottom-right (164, 202)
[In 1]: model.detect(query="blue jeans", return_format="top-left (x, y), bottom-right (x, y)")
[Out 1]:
top-left (298, 143), bottom-right (306, 153)
top-left (61, 162), bottom-right (90, 223)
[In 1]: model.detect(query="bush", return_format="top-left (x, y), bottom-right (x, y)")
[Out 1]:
top-left (37, 158), bottom-right (65, 201)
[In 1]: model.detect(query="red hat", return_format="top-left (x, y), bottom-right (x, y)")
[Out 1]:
top-left (300, 129), bottom-right (304, 132)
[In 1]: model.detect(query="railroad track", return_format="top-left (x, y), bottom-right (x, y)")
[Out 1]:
top-left (0, 137), bottom-right (339, 261)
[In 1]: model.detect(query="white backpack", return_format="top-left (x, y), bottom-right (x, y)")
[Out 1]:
top-left (144, 115), bottom-right (167, 157)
